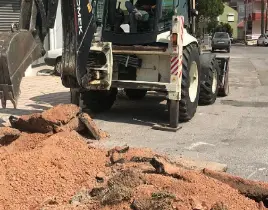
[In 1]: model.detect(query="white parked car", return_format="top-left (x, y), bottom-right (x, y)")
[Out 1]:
top-left (44, 48), bottom-right (63, 75)
top-left (257, 34), bottom-right (268, 46)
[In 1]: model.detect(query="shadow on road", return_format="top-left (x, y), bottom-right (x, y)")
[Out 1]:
top-left (221, 100), bottom-right (268, 108)
top-left (29, 92), bottom-right (70, 106)
top-left (0, 108), bottom-right (42, 117)
top-left (93, 94), bottom-right (170, 127)
top-left (28, 91), bottom-right (178, 127)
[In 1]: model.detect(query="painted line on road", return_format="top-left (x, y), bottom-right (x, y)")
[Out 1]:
top-left (247, 168), bottom-right (266, 179)
top-left (186, 142), bottom-right (216, 150)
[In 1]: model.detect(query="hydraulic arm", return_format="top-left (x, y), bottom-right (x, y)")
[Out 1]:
top-left (0, 0), bottom-right (96, 108)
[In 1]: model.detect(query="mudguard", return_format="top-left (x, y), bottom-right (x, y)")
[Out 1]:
top-left (0, 31), bottom-right (42, 108)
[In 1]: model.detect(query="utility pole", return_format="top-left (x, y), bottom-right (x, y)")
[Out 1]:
top-left (192, 0), bottom-right (196, 36)
top-left (244, 0), bottom-right (248, 42)
top-left (261, 0), bottom-right (265, 34)
top-left (265, 0), bottom-right (268, 33)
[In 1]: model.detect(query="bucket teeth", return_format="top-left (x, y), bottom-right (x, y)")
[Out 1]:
top-left (0, 31), bottom-right (42, 109)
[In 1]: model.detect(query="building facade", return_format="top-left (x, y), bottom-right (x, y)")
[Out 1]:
top-left (244, 0), bottom-right (268, 39)
top-left (0, 1), bottom-right (52, 66)
top-left (0, 0), bottom-right (21, 31)
top-left (218, 3), bottom-right (239, 39)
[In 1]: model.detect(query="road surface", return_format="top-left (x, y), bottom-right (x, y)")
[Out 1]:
top-left (1, 45), bottom-right (268, 181)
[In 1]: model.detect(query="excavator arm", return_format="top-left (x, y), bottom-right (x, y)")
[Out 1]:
top-left (0, 0), bottom-right (96, 108)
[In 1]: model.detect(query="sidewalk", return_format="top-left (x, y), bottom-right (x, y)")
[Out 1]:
top-left (0, 75), bottom-right (69, 126)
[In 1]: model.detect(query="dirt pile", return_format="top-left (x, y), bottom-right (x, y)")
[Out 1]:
top-left (0, 104), bottom-right (267, 210)
top-left (9, 104), bottom-right (108, 139)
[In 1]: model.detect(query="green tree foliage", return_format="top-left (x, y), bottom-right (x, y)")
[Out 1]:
top-left (197, 0), bottom-right (225, 19)
top-left (196, 0), bottom-right (225, 36)
top-left (207, 20), bottom-right (219, 34)
top-left (215, 22), bottom-right (233, 36)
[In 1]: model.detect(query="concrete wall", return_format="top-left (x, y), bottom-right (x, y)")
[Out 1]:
top-left (252, 20), bottom-right (261, 38)
top-left (49, 0), bottom-right (63, 50)
top-left (218, 4), bottom-right (239, 39)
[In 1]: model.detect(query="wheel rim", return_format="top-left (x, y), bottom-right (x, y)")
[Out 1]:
top-left (212, 69), bottom-right (218, 94)
top-left (189, 61), bottom-right (199, 102)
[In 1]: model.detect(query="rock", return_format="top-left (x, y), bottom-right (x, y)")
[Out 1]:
top-left (114, 145), bottom-right (129, 153)
top-left (88, 144), bottom-right (96, 149)
top-left (10, 104), bottom-right (80, 133)
top-left (96, 171), bottom-right (106, 183)
top-left (150, 155), bottom-right (190, 182)
top-left (0, 127), bottom-right (21, 145)
top-left (78, 113), bottom-right (107, 140)
top-left (54, 117), bottom-right (85, 133)
top-left (110, 152), bottom-right (125, 164)
top-left (150, 155), bottom-right (179, 174)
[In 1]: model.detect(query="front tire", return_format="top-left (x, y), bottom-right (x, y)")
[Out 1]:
top-left (179, 44), bottom-right (201, 122)
top-left (199, 55), bottom-right (220, 105)
top-left (70, 88), bottom-right (80, 106)
top-left (81, 88), bottom-right (117, 113)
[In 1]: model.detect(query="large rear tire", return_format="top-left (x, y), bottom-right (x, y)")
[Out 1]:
top-left (179, 44), bottom-right (201, 122)
top-left (81, 88), bottom-right (117, 113)
top-left (199, 54), bottom-right (220, 105)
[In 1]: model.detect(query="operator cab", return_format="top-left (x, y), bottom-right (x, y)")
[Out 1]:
top-left (100, 0), bottom-right (179, 45)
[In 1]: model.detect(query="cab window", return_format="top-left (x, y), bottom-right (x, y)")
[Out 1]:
top-left (159, 0), bottom-right (174, 32)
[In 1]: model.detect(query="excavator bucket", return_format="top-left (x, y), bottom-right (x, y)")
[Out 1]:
top-left (0, 30), bottom-right (42, 109)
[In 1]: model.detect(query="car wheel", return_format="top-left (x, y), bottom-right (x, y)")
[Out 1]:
top-left (54, 58), bottom-right (62, 76)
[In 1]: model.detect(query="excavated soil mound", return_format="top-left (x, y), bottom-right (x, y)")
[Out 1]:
top-left (0, 131), bottom-right (109, 210)
top-left (0, 130), bottom-right (264, 210)
top-left (0, 105), bottom-right (267, 210)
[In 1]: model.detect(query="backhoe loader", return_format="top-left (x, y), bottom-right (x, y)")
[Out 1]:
top-left (0, 0), bottom-right (230, 130)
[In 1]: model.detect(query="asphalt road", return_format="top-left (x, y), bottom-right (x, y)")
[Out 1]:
top-left (94, 45), bottom-right (268, 181)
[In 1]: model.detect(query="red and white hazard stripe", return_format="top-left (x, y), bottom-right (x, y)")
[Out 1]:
top-left (170, 16), bottom-right (184, 77)
top-left (180, 16), bottom-right (184, 45)
top-left (170, 55), bottom-right (183, 76)
top-left (171, 56), bottom-right (179, 75)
